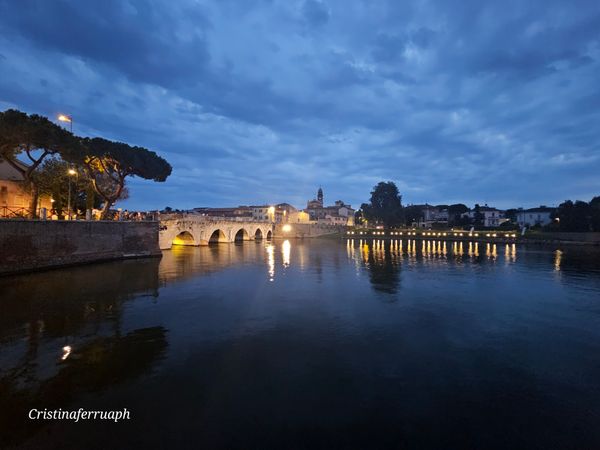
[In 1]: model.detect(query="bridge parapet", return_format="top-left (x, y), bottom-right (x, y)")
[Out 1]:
top-left (159, 213), bottom-right (270, 224)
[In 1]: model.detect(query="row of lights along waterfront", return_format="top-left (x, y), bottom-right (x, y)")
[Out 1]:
top-left (346, 230), bottom-right (518, 239)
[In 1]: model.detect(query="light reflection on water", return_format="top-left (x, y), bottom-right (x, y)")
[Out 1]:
top-left (1, 239), bottom-right (600, 449)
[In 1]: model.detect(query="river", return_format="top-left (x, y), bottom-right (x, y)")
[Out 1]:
top-left (1, 239), bottom-right (600, 449)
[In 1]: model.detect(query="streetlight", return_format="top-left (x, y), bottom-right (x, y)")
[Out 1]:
top-left (67, 168), bottom-right (77, 220)
top-left (57, 114), bottom-right (73, 133)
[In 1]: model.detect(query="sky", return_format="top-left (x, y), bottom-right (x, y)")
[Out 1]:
top-left (1, 0), bottom-right (599, 211)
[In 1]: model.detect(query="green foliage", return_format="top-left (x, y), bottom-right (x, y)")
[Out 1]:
top-left (555, 200), bottom-right (592, 232)
top-left (35, 158), bottom-right (102, 215)
top-left (473, 204), bottom-right (484, 228)
top-left (0, 109), bottom-right (80, 162)
top-left (448, 203), bottom-right (469, 225)
top-left (404, 205), bottom-right (424, 226)
top-left (504, 208), bottom-right (518, 221)
top-left (354, 208), bottom-right (364, 226)
top-left (590, 196), bottom-right (600, 232)
top-left (81, 137), bottom-right (172, 182)
top-left (0, 109), bottom-right (82, 217)
top-left (79, 137), bottom-right (172, 218)
top-left (362, 181), bottom-right (404, 228)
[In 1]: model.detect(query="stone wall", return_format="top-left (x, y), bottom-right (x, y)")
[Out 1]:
top-left (523, 231), bottom-right (600, 245)
top-left (274, 222), bottom-right (344, 239)
top-left (0, 220), bottom-right (161, 275)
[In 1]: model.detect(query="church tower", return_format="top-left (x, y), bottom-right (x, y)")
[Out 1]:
top-left (317, 186), bottom-right (323, 205)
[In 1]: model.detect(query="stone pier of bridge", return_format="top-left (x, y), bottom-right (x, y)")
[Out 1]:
top-left (159, 214), bottom-right (274, 250)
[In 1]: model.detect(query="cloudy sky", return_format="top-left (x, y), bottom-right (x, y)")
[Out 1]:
top-left (1, 0), bottom-right (599, 210)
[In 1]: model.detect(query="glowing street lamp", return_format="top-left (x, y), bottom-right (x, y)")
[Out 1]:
top-left (61, 345), bottom-right (72, 361)
top-left (57, 114), bottom-right (73, 132)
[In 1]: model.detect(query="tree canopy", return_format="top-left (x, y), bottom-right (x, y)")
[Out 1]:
top-left (1, 108), bottom-right (172, 218)
top-left (553, 200), bottom-right (593, 232)
top-left (78, 137), bottom-right (172, 218)
top-left (0, 109), bottom-right (81, 216)
top-left (361, 181), bottom-right (404, 228)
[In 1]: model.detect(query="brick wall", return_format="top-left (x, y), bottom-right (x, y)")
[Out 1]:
top-left (0, 220), bottom-right (161, 275)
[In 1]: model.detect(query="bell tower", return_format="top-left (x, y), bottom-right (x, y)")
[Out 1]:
top-left (317, 186), bottom-right (323, 205)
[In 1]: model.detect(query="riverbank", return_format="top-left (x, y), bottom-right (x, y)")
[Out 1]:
top-left (342, 229), bottom-right (600, 247)
top-left (520, 231), bottom-right (600, 247)
top-left (0, 220), bottom-right (161, 276)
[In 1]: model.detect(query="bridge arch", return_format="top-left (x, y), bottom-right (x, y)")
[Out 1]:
top-left (172, 231), bottom-right (197, 246)
top-left (234, 228), bottom-right (250, 242)
top-left (254, 228), bottom-right (263, 240)
top-left (266, 230), bottom-right (273, 240)
top-left (208, 229), bottom-right (228, 244)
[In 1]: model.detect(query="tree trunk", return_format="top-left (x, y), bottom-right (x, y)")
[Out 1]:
top-left (86, 184), bottom-right (95, 210)
top-left (87, 164), bottom-right (125, 220)
top-left (28, 182), bottom-right (39, 219)
top-left (100, 198), bottom-right (114, 220)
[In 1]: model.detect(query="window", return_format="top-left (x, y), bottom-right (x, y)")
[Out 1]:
top-left (0, 186), bottom-right (7, 204)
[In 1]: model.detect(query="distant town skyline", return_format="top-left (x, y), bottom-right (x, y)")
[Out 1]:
top-left (1, 0), bottom-right (599, 211)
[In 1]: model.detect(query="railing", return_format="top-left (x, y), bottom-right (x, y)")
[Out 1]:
top-left (159, 213), bottom-right (270, 223)
top-left (0, 206), bottom-right (35, 219)
top-left (0, 206), bottom-right (157, 221)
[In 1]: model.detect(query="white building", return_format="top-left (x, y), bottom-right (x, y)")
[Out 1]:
top-left (250, 205), bottom-right (275, 222)
top-left (517, 207), bottom-right (554, 228)
top-left (463, 205), bottom-right (509, 228)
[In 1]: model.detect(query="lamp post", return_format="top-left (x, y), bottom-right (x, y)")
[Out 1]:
top-left (67, 168), bottom-right (77, 220)
top-left (58, 114), bottom-right (75, 220)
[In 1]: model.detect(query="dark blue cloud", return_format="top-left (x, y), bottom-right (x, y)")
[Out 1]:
top-left (302, 0), bottom-right (330, 28)
top-left (0, 0), bottom-right (599, 211)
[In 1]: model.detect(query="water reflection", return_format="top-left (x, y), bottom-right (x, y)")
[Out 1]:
top-left (555, 249), bottom-right (563, 271)
top-left (344, 239), bottom-right (525, 295)
top-left (365, 241), bottom-right (401, 295)
top-left (267, 244), bottom-right (275, 281)
top-left (282, 240), bottom-right (291, 267)
top-left (0, 258), bottom-right (167, 447)
top-left (1, 327), bottom-right (167, 447)
top-left (1, 239), bottom-right (600, 449)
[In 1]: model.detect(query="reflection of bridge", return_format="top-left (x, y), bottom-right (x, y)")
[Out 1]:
top-left (159, 214), bottom-right (274, 250)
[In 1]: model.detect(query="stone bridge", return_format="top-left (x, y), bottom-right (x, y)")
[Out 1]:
top-left (159, 214), bottom-right (274, 250)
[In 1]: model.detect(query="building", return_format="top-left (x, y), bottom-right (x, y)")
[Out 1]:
top-left (416, 204), bottom-right (449, 228)
top-left (287, 210), bottom-right (311, 223)
top-left (306, 186), bottom-right (324, 212)
top-left (275, 203), bottom-right (297, 223)
top-left (250, 205), bottom-right (276, 222)
top-left (0, 158), bottom-right (52, 217)
top-left (193, 206), bottom-right (253, 219)
top-left (517, 207), bottom-right (554, 228)
top-left (463, 205), bottom-right (509, 228)
top-left (304, 187), bottom-right (355, 226)
top-left (193, 204), bottom-right (299, 223)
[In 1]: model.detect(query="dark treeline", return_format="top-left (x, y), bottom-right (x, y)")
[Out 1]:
top-left (357, 181), bottom-right (477, 228)
top-left (551, 198), bottom-right (600, 232)
top-left (0, 109), bottom-right (172, 219)
top-left (357, 181), bottom-right (600, 232)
